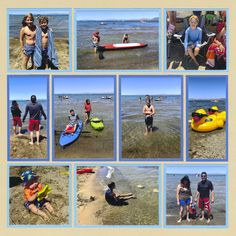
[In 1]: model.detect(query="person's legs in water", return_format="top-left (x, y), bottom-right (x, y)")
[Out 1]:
top-left (177, 205), bottom-right (184, 223)
top-left (28, 204), bottom-right (49, 220)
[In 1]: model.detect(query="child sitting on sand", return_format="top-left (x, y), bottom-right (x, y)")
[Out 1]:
top-left (184, 15), bottom-right (202, 67)
top-left (20, 13), bottom-right (36, 70)
top-left (84, 99), bottom-right (92, 124)
top-left (122, 34), bottom-right (129, 43)
top-left (34, 16), bottom-right (58, 69)
top-left (11, 100), bottom-right (22, 135)
top-left (143, 95), bottom-right (155, 135)
top-left (65, 109), bottom-right (80, 133)
top-left (21, 169), bottom-right (54, 221)
top-left (105, 182), bottom-right (136, 206)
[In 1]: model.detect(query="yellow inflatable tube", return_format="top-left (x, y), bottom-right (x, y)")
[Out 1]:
top-left (37, 184), bottom-right (52, 202)
top-left (214, 111), bottom-right (226, 123)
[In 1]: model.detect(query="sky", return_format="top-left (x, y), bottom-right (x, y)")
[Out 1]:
top-left (54, 76), bottom-right (114, 94)
top-left (76, 9), bottom-right (159, 21)
top-left (188, 76), bottom-right (227, 99)
top-left (121, 76), bottom-right (181, 95)
top-left (8, 9), bottom-right (70, 15)
top-left (166, 165), bottom-right (227, 175)
top-left (9, 75), bottom-right (48, 100)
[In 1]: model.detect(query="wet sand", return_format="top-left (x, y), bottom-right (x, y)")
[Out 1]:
top-left (10, 127), bottom-right (47, 159)
top-left (9, 37), bottom-right (69, 70)
top-left (189, 126), bottom-right (226, 159)
top-left (9, 166), bottom-right (70, 225)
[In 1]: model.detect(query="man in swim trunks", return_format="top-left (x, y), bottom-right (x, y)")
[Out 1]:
top-left (143, 95), bottom-right (155, 135)
top-left (22, 95), bottom-right (47, 145)
top-left (105, 182), bottom-right (136, 206)
top-left (20, 13), bottom-right (36, 69)
top-left (194, 172), bottom-right (214, 223)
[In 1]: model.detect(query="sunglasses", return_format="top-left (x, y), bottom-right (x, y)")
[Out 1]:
top-left (208, 108), bottom-right (217, 112)
top-left (192, 112), bottom-right (207, 118)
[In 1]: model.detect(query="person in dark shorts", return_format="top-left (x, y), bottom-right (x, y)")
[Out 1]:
top-left (143, 95), bottom-right (155, 135)
top-left (11, 100), bottom-right (23, 135)
top-left (22, 95), bottom-right (47, 145)
top-left (194, 172), bottom-right (214, 223)
top-left (105, 182), bottom-right (136, 206)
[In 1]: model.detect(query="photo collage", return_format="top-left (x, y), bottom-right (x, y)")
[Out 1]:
top-left (6, 8), bottom-right (228, 228)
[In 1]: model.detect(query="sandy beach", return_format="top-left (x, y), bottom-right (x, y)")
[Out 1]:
top-left (77, 166), bottom-right (159, 225)
top-left (9, 166), bottom-right (70, 225)
top-left (9, 38), bottom-right (69, 70)
top-left (189, 127), bottom-right (226, 159)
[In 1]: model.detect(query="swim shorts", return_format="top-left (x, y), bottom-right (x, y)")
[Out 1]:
top-left (145, 116), bottom-right (153, 127)
top-left (13, 117), bottom-right (22, 127)
top-left (29, 119), bottom-right (40, 131)
top-left (198, 197), bottom-right (210, 211)
top-left (24, 198), bottom-right (48, 209)
top-left (24, 44), bottom-right (35, 56)
top-left (179, 198), bottom-right (191, 206)
top-left (42, 47), bottom-right (48, 59)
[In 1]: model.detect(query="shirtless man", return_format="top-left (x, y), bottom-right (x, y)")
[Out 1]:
top-left (143, 95), bottom-right (155, 135)
top-left (20, 13), bottom-right (36, 70)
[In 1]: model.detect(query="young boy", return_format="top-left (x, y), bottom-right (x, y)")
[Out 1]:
top-left (92, 32), bottom-right (100, 53)
top-left (21, 169), bottom-right (54, 221)
top-left (11, 100), bottom-right (22, 135)
top-left (84, 99), bottom-right (92, 124)
top-left (20, 13), bottom-right (36, 69)
top-left (65, 109), bottom-right (80, 133)
top-left (184, 15), bottom-right (202, 67)
top-left (34, 16), bottom-right (58, 69)
top-left (143, 96), bottom-right (155, 135)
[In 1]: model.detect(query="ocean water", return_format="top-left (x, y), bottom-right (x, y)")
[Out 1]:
top-left (188, 99), bottom-right (226, 118)
top-left (166, 174), bottom-right (226, 225)
top-left (77, 20), bottom-right (159, 69)
top-left (96, 166), bottom-right (159, 225)
top-left (9, 14), bottom-right (69, 38)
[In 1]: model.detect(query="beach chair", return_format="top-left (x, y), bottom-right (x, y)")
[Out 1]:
top-left (172, 15), bottom-right (215, 68)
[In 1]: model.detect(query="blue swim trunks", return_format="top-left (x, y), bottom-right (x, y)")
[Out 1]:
top-left (24, 198), bottom-right (48, 209)
top-left (24, 44), bottom-right (35, 56)
top-left (42, 47), bottom-right (48, 59)
top-left (179, 198), bottom-right (191, 206)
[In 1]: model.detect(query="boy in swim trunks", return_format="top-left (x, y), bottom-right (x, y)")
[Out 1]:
top-left (65, 109), bottom-right (80, 133)
top-left (20, 13), bottom-right (36, 70)
top-left (143, 95), bottom-right (155, 135)
top-left (84, 99), bottom-right (92, 124)
top-left (21, 169), bottom-right (54, 221)
top-left (194, 172), bottom-right (214, 223)
top-left (22, 95), bottom-right (47, 145)
top-left (11, 100), bottom-right (22, 135)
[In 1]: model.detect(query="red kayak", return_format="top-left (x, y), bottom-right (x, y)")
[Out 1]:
top-left (101, 43), bottom-right (148, 50)
top-left (77, 168), bottom-right (94, 174)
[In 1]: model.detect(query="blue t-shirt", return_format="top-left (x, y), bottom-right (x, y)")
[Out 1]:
top-left (184, 27), bottom-right (202, 50)
top-left (105, 189), bottom-right (116, 204)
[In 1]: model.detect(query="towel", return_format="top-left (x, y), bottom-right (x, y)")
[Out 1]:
top-left (34, 26), bottom-right (58, 68)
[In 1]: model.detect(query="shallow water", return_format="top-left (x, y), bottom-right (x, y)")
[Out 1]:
top-left (166, 174), bottom-right (226, 225)
top-left (96, 166), bottom-right (159, 225)
top-left (77, 20), bottom-right (159, 69)
top-left (122, 95), bottom-right (181, 158)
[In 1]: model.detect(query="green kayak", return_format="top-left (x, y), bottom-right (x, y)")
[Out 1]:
top-left (90, 117), bottom-right (104, 131)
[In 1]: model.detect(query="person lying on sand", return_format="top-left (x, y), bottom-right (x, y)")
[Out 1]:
top-left (143, 95), bottom-right (155, 135)
top-left (105, 182), bottom-right (136, 206)
top-left (65, 109), bottom-right (80, 133)
top-left (21, 169), bottom-right (54, 221)
top-left (22, 95), bottom-right (47, 145)
top-left (20, 13), bottom-right (36, 70)
top-left (11, 100), bottom-right (23, 136)
top-left (34, 16), bottom-right (58, 70)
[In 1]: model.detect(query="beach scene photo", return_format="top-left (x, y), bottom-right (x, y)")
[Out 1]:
top-left (76, 9), bottom-right (159, 70)
top-left (77, 166), bottom-right (159, 225)
top-left (187, 76), bottom-right (227, 159)
top-left (121, 75), bottom-right (182, 159)
top-left (53, 76), bottom-right (115, 159)
top-left (166, 10), bottom-right (227, 70)
top-left (8, 75), bottom-right (48, 159)
top-left (9, 165), bottom-right (70, 225)
top-left (8, 9), bottom-right (70, 70)
top-left (165, 165), bottom-right (227, 226)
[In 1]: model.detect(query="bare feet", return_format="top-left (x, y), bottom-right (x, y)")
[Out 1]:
top-left (207, 218), bottom-right (210, 223)
top-left (187, 217), bottom-right (190, 222)
top-left (29, 141), bottom-right (34, 145)
top-left (177, 218), bottom-right (182, 223)
top-left (18, 133), bottom-right (23, 136)
top-left (199, 217), bottom-right (204, 221)
top-left (37, 142), bottom-right (40, 145)
top-left (144, 132), bottom-right (148, 136)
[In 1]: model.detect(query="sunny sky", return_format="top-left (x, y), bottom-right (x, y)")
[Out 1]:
top-left (8, 9), bottom-right (70, 15)
top-left (188, 76), bottom-right (227, 99)
top-left (166, 165), bottom-right (227, 175)
top-left (76, 9), bottom-right (159, 21)
top-left (9, 75), bottom-right (48, 100)
top-left (121, 76), bottom-right (182, 95)
top-left (54, 76), bottom-right (115, 94)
